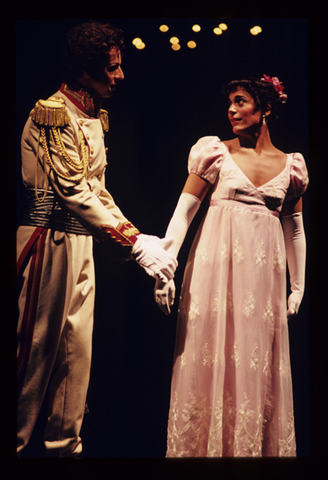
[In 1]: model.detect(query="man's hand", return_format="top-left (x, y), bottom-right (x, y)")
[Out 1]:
top-left (154, 278), bottom-right (176, 315)
top-left (132, 235), bottom-right (178, 283)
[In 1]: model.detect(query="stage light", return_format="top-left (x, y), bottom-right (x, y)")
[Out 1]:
top-left (170, 36), bottom-right (180, 45)
top-left (192, 24), bottom-right (201, 32)
top-left (187, 40), bottom-right (197, 49)
top-left (213, 27), bottom-right (223, 35)
top-left (171, 43), bottom-right (181, 51)
top-left (135, 42), bottom-right (146, 50)
top-left (132, 38), bottom-right (145, 49)
top-left (159, 25), bottom-right (169, 32)
top-left (250, 26), bottom-right (262, 35)
top-left (132, 37), bottom-right (143, 46)
top-left (219, 23), bottom-right (228, 30)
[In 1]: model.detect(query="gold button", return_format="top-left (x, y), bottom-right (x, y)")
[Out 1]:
top-left (90, 149), bottom-right (94, 155)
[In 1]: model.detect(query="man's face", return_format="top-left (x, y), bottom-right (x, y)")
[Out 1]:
top-left (82, 46), bottom-right (124, 99)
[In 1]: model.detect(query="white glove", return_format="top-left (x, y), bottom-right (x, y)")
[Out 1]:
top-left (132, 234), bottom-right (178, 283)
top-left (164, 192), bottom-right (201, 257)
top-left (154, 278), bottom-right (176, 315)
top-left (281, 212), bottom-right (306, 319)
top-left (154, 192), bottom-right (201, 314)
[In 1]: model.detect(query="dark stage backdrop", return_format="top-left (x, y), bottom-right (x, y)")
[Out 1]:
top-left (15, 18), bottom-right (309, 457)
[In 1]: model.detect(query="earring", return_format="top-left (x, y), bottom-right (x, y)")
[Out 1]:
top-left (262, 114), bottom-right (266, 126)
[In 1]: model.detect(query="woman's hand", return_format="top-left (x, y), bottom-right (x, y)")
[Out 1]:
top-left (287, 292), bottom-right (302, 319)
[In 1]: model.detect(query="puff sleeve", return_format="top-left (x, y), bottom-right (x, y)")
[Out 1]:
top-left (285, 152), bottom-right (309, 201)
top-left (188, 136), bottom-right (224, 184)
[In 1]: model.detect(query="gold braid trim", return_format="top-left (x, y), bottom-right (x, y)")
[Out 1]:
top-left (35, 127), bottom-right (49, 203)
top-left (40, 126), bottom-right (89, 184)
top-left (100, 222), bottom-right (140, 247)
top-left (99, 222), bottom-right (140, 261)
top-left (32, 96), bottom-right (90, 199)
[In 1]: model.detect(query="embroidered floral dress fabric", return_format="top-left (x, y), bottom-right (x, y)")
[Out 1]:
top-left (166, 137), bottom-right (308, 457)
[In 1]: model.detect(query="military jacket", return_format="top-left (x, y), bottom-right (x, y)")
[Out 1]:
top-left (20, 83), bottom-right (128, 240)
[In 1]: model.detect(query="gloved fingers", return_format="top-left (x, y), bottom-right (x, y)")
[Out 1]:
top-left (155, 291), bottom-right (171, 315)
top-left (152, 267), bottom-right (173, 283)
top-left (153, 258), bottom-right (178, 282)
top-left (135, 258), bottom-right (175, 283)
top-left (157, 279), bottom-right (175, 297)
top-left (136, 233), bottom-right (159, 243)
top-left (287, 308), bottom-right (296, 319)
top-left (141, 265), bottom-right (173, 284)
top-left (287, 293), bottom-right (300, 319)
top-left (154, 279), bottom-right (176, 315)
top-left (153, 246), bottom-right (178, 271)
top-left (158, 264), bottom-right (176, 282)
top-left (158, 236), bottom-right (174, 250)
top-left (169, 289), bottom-right (175, 305)
top-left (133, 241), bottom-right (178, 282)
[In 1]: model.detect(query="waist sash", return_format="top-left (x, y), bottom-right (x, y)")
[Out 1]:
top-left (20, 189), bottom-right (91, 235)
top-left (209, 198), bottom-right (280, 218)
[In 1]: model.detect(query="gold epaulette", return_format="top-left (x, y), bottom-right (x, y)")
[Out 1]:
top-left (30, 96), bottom-right (70, 127)
top-left (98, 109), bottom-right (109, 132)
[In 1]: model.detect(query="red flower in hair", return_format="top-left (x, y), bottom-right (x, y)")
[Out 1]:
top-left (262, 74), bottom-right (288, 103)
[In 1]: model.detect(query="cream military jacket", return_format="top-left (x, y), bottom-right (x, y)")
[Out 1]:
top-left (21, 83), bottom-right (128, 240)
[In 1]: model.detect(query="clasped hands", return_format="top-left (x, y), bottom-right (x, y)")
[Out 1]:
top-left (131, 233), bottom-right (177, 315)
top-left (132, 234), bottom-right (177, 284)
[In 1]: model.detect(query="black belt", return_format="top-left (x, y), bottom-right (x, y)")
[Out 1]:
top-left (20, 189), bottom-right (91, 235)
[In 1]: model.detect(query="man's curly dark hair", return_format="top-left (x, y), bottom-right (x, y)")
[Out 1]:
top-left (62, 21), bottom-right (124, 83)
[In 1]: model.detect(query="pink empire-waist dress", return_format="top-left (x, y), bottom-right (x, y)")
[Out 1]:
top-left (166, 136), bottom-right (309, 457)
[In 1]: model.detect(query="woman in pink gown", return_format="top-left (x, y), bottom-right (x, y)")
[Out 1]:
top-left (154, 76), bottom-right (308, 457)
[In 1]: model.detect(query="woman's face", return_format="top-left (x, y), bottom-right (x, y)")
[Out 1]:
top-left (227, 88), bottom-right (263, 135)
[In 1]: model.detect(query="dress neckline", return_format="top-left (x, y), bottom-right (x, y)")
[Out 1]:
top-left (221, 141), bottom-right (290, 190)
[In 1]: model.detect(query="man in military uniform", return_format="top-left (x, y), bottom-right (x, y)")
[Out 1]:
top-left (17, 21), bottom-right (177, 457)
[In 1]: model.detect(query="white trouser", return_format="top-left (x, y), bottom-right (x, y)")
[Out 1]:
top-left (17, 226), bottom-right (95, 457)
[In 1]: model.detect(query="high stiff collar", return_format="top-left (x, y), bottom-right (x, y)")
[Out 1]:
top-left (60, 83), bottom-right (99, 117)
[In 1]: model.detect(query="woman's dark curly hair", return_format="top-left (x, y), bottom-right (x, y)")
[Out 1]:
top-left (62, 21), bottom-right (124, 83)
top-left (222, 77), bottom-right (286, 124)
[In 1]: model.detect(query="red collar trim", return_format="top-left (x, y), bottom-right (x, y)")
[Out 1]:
top-left (60, 83), bottom-right (97, 117)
